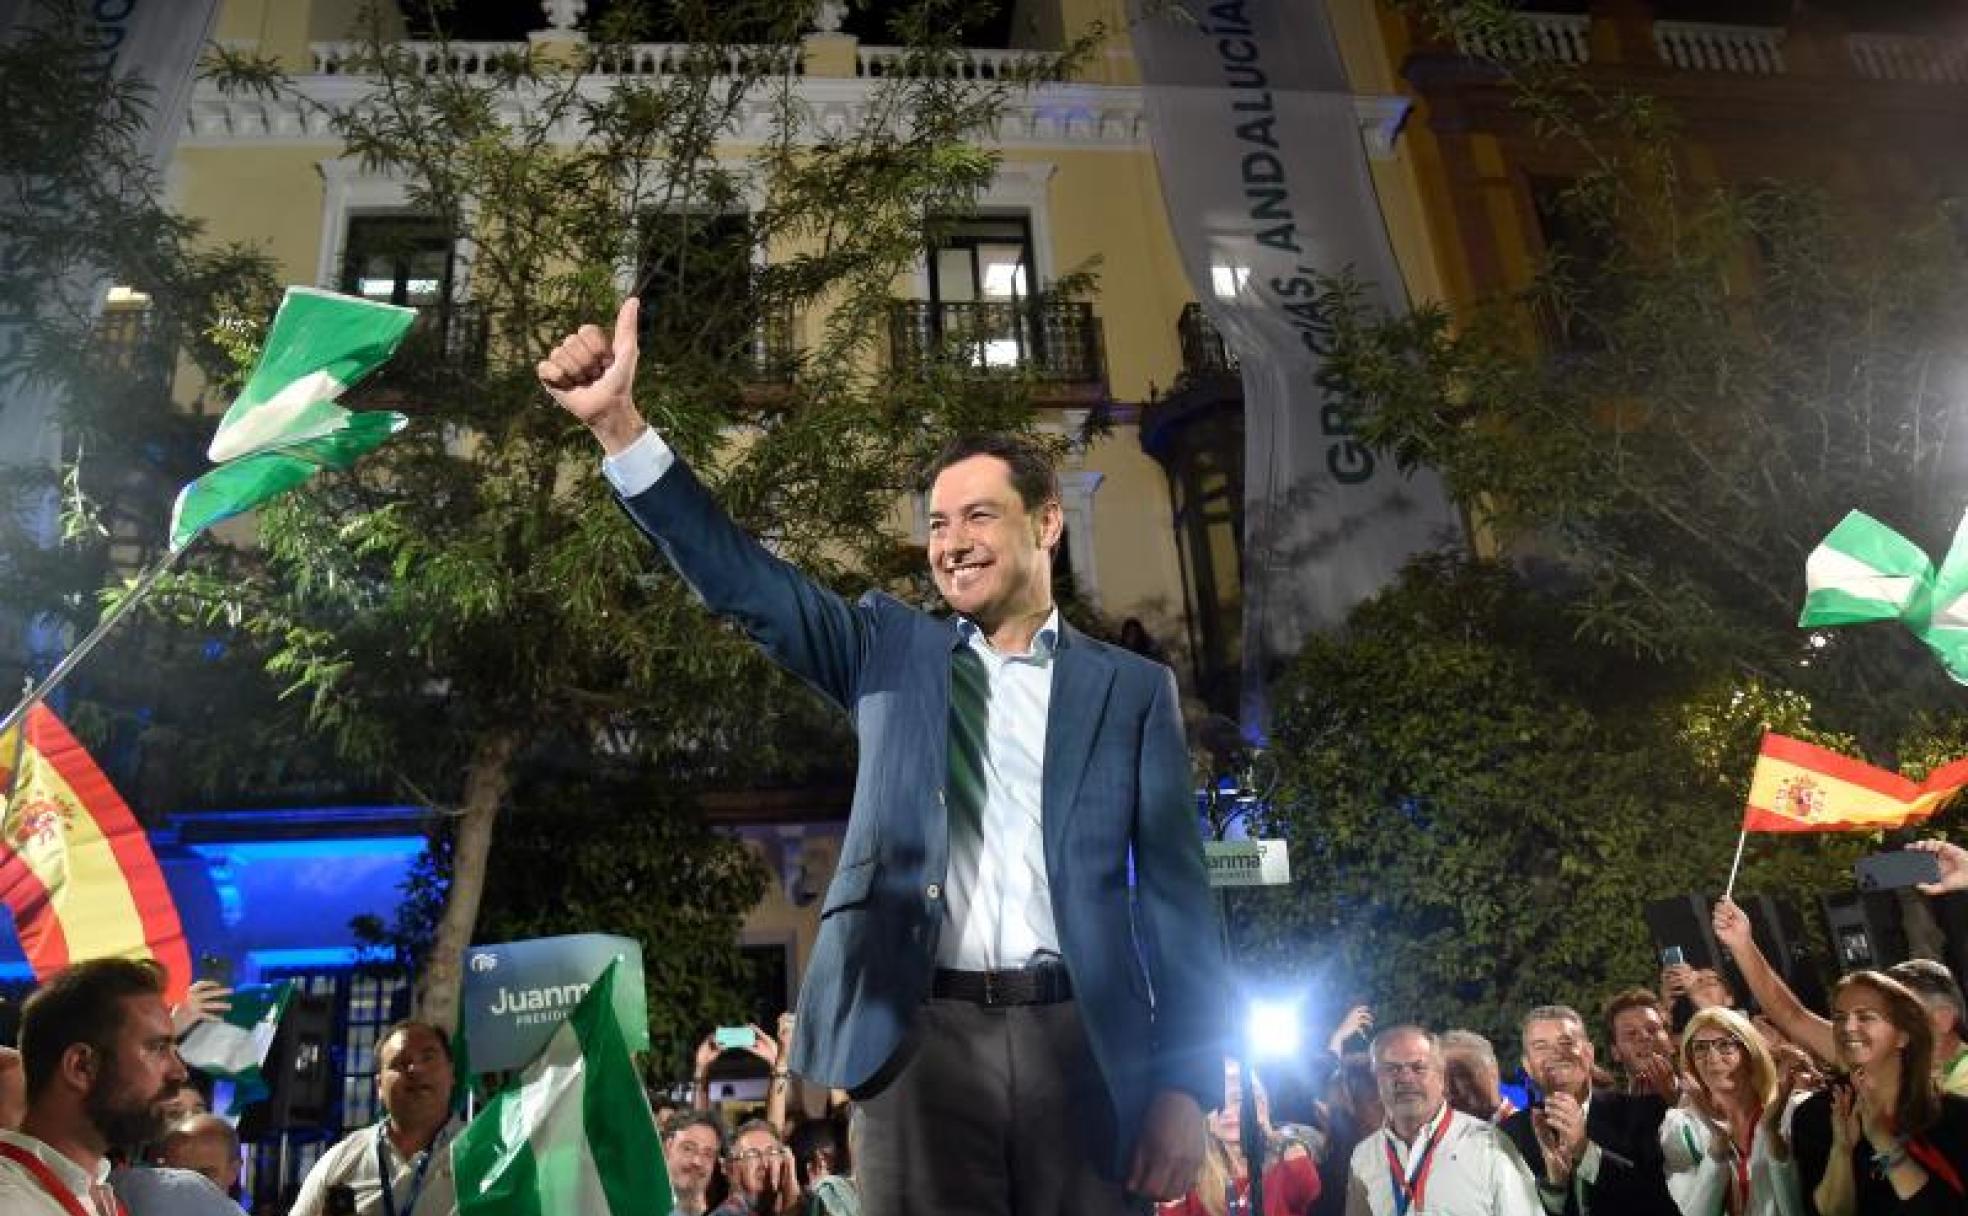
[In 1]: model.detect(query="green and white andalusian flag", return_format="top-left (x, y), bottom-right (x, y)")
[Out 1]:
top-left (451, 960), bottom-right (670, 1216)
top-left (168, 287), bottom-right (416, 551)
top-left (1801, 508), bottom-right (1968, 682)
top-left (175, 980), bottom-right (293, 1113)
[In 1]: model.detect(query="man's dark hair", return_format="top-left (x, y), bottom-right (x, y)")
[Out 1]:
top-left (1890, 958), bottom-right (1968, 1028)
top-left (920, 434), bottom-right (1060, 513)
top-left (667, 1109), bottom-right (727, 1155)
top-left (1601, 987), bottom-right (1669, 1043)
top-left (377, 1019), bottom-right (452, 1064)
top-left (20, 959), bottom-right (167, 1099)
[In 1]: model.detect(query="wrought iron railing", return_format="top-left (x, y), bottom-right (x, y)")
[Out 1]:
top-left (886, 299), bottom-right (1103, 384)
top-left (1177, 303), bottom-right (1238, 381)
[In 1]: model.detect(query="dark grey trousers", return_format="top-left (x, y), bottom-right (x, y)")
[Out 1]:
top-left (853, 997), bottom-right (1143, 1216)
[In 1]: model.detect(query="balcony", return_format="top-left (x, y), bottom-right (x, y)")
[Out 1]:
top-left (1176, 303), bottom-right (1239, 386)
top-left (1457, 12), bottom-right (1592, 65)
top-left (1847, 33), bottom-right (1968, 85)
top-left (1652, 21), bottom-right (1786, 74)
top-left (887, 300), bottom-right (1106, 401)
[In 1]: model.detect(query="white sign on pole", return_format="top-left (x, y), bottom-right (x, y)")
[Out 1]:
top-left (1205, 838), bottom-right (1292, 888)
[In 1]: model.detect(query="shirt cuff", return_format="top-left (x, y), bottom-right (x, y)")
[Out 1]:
top-left (601, 427), bottom-right (673, 498)
top-left (1577, 1141), bottom-right (1603, 1184)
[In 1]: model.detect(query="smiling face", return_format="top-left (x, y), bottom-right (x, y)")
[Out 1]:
top-left (1834, 984), bottom-right (1912, 1072)
top-left (926, 454), bottom-right (1060, 633)
top-left (1523, 1016), bottom-right (1595, 1102)
top-left (664, 1122), bottom-right (720, 1199)
top-left (1687, 1029), bottom-right (1748, 1096)
top-left (1611, 1004), bottom-right (1674, 1076)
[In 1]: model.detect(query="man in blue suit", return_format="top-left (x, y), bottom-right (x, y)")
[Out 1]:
top-left (540, 300), bottom-right (1226, 1213)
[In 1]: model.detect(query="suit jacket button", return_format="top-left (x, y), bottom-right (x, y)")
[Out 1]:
top-left (926, 883), bottom-right (941, 900)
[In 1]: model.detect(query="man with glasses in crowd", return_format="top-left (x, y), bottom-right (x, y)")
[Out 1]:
top-left (1346, 1025), bottom-right (1539, 1215)
top-left (712, 1119), bottom-right (803, 1215)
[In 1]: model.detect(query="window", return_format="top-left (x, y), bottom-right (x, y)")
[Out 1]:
top-left (339, 215), bottom-right (455, 307)
top-left (927, 215), bottom-right (1033, 370)
top-left (635, 211), bottom-right (768, 373)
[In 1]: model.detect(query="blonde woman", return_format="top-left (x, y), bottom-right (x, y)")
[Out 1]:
top-left (1659, 1007), bottom-right (1807, 1215)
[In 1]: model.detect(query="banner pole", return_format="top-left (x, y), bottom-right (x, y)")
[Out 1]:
top-left (1723, 828), bottom-right (1750, 901)
top-left (0, 540), bottom-right (192, 738)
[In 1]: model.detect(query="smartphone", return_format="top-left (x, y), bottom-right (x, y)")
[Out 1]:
top-left (1855, 849), bottom-right (1942, 892)
top-left (198, 953), bottom-right (232, 987)
top-left (1660, 946), bottom-right (1686, 967)
top-left (714, 1025), bottom-right (754, 1049)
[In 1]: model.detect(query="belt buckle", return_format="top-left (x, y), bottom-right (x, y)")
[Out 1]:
top-left (983, 969), bottom-right (997, 1006)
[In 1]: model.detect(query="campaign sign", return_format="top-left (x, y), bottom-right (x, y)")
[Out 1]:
top-left (1204, 839), bottom-right (1292, 889)
top-left (462, 933), bottom-right (647, 1072)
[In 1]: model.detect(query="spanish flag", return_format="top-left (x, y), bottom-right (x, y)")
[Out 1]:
top-left (1744, 731), bottom-right (1968, 833)
top-left (0, 705), bottom-right (189, 997)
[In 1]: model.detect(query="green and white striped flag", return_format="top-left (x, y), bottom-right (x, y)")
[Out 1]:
top-left (169, 287), bottom-right (416, 551)
top-left (1801, 507), bottom-right (1968, 682)
top-left (451, 959), bottom-right (670, 1216)
top-left (175, 980), bottom-right (293, 1112)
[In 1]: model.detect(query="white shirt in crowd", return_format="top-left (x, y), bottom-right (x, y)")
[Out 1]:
top-left (0, 1128), bottom-right (111, 1216)
top-left (1659, 1095), bottom-right (1806, 1216)
top-left (288, 1119), bottom-right (461, 1216)
top-left (603, 427), bottom-right (1066, 973)
top-left (1347, 1104), bottom-right (1544, 1216)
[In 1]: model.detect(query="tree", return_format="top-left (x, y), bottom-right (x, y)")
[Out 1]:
top-left (177, 0), bottom-right (1098, 1031)
top-left (0, 2), bottom-right (283, 787)
top-left (1231, 2), bottom-right (1968, 1035)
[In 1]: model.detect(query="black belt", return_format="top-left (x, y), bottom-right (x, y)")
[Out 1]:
top-left (931, 964), bottom-right (1073, 1007)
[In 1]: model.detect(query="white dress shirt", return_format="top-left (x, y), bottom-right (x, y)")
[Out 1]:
top-left (287, 1120), bottom-right (461, 1216)
top-left (1659, 1096), bottom-right (1805, 1216)
top-left (937, 612), bottom-right (1062, 970)
top-left (603, 428), bottom-right (1064, 972)
top-left (0, 1128), bottom-right (112, 1216)
top-left (1347, 1105), bottom-right (1543, 1216)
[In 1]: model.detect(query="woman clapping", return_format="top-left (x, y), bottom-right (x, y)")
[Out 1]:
top-left (1659, 1007), bottom-right (1807, 1215)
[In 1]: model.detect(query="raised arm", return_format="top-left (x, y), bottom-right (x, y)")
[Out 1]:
top-left (1711, 897), bottom-right (1834, 1063)
top-left (540, 301), bottom-right (874, 707)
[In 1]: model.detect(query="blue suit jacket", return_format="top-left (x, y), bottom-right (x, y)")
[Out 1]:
top-left (621, 459), bottom-right (1227, 1166)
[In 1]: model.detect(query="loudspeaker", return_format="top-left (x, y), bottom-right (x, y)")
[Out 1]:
top-left (240, 994), bottom-right (336, 1135)
top-left (1644, 894), bottom-right (1723, 972)
top-left (1925, 891), bottom-right (1968, 989)
top-left (1821, 890), bottom-right (1910, 974)
top-left (1739, 893), bottom-right (1829, 1015)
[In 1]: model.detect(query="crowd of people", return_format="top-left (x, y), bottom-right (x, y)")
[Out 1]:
top-left (13, 885), bottom-right (1968, 1213)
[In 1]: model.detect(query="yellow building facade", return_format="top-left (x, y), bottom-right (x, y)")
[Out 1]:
top-left (166, 0), bottom-right (1449, 1031)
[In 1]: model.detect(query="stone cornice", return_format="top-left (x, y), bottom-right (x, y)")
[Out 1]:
top-left (181, 74), bottom-right (1413, 160)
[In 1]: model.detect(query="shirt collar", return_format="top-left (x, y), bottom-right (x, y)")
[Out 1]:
top-left (1385, 1101), bottom-right (1453, 1153)
top-left (956, 607), bottom-right (1061, 660)
top-left (0, 1128), bottom-right (109, 1198)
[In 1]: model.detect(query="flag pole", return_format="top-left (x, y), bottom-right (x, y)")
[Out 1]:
top-left (3, 679), bottom-right (30, 809)
top-left (0, 540), bottom-right (193, 739)
top-left (1722, 827), bottom-right (1750, 901)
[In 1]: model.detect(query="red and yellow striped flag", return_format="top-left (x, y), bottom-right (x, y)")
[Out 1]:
top-left (0, 705), bottom-right (189, 997)
top-left (1744, 731), bottom-right (1968, 833)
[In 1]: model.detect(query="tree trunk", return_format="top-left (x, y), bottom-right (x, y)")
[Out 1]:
top-left (413, 728), bottom-right (519, 1032)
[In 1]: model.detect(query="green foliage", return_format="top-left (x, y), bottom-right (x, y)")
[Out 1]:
top-left (1241, 1), bottom-right (1968, 1039)
top-left (0, 1), bottom-right (285, 788)
top-left (1254, 559), bottom-right (1909, 1045)
top-left (357, 770), bottom-right (769, 1079)
top-left (152, 0), bottom-right (1103, 1022)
